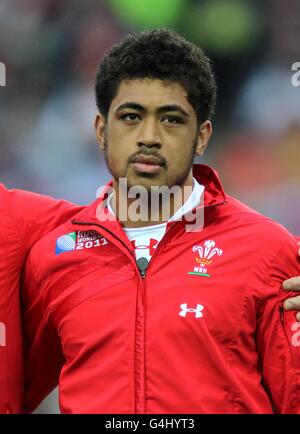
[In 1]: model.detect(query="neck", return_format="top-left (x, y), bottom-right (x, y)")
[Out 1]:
top-left (111, 172), bottom-right (194, 228)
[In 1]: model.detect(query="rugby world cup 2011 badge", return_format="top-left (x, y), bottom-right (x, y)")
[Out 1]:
top-left (55, 230), bottom-right (108, 255)
top-left (188, 240), bottom-right (223, 278)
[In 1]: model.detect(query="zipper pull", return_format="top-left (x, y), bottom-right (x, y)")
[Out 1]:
top-left (137, 257), bottom-right (149, 278)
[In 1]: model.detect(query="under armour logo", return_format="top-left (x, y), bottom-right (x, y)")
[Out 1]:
top-left (131, 238), bottom-right (158, 256)
top-left (179, 303), bottom-right (204, 318)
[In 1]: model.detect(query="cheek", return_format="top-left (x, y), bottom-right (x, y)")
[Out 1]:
top-left (164, 129), bottom-right (196, 159)
top-left (106, 131), bottom-right (132, 173)
top-left (107, 146), bottom-right (125, 171)
top-left (167, 144), bottom-right (194, 169)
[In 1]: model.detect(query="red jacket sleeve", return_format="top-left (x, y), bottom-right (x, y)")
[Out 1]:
top-left (0, 183), bottom-right (82, 413)
top-left (4, 185), bottom-right (83, 257)
top-left (255, 235), bottom-right (300, 413)
top-left (22, 256), bottom-right (65, 413)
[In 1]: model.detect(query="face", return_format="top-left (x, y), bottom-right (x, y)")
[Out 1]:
top-left (95, 78), bottom-right (212, 191)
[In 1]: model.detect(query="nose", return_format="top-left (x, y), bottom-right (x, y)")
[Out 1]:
top-left (137, 117), bottom-right (162, 149)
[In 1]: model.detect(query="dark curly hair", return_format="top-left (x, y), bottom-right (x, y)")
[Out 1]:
top-left (95, 29), bottom-right (217, 124)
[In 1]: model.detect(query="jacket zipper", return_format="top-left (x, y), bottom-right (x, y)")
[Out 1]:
top-left (279, 305), bottom-right (300, 368)
top-left (71, 220), bottom-right (147, 413)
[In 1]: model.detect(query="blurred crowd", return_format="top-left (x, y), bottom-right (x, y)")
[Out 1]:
top-left (0, 0), bottom-right (299, 234)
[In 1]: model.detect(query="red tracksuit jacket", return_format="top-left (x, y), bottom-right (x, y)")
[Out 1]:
top-left (22, 165), bottom-right (300, 414)
top-left (0, 184), bottom-right (81, 413)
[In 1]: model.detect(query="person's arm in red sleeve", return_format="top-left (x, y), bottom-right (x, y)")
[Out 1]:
top-left (0, 183), bottom-right (82, 413)
top-left (5, 186), bottom-right (83, 256)
top-left (21, 251), bottom-right (65, 414)
top-left (11, 188), bottom-right (83, 412)
top-left (256, 235), bottom-right (300, 413)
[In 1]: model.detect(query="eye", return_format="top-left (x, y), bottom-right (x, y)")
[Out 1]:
top-left (162, 115), bottom-right (183, 125)
top-left (120, 113), bottom-right (141, 122)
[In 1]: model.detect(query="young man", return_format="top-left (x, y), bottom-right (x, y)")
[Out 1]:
top-left (0, 187), bottom-right (82, 413)
top-left (22, 29), bottom-right (300, 413)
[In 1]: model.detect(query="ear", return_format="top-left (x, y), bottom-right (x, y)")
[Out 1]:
top-left (195, 120), bottom-right (212, 156)
top-left (94, 113), bottom-right (106, 151)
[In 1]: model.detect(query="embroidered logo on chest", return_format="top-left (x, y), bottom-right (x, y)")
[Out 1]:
top-left (55, 230), bottom-right (108, 255)
top-left (188, 240), bottom-right (223, 278)
top-left (179, 303), bottom-right (204, 318)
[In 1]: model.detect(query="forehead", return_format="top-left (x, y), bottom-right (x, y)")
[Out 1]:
top-left (110, 78), bottom-right (193, 113)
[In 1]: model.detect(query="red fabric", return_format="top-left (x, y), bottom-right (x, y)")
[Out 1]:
top-left (0, 184), bottom-right (81, 413)
top-left (22, 165), bottom-right (300, 414)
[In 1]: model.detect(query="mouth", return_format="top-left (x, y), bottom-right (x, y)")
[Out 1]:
top-left (131, 155), bottom-right (164, 175)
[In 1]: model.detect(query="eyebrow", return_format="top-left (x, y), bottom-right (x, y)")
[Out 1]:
top-left (115, 102), bottom-right (190, 117)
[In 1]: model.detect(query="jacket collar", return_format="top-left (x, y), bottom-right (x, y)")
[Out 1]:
top-left (193, 164), bottom-right (226, 208)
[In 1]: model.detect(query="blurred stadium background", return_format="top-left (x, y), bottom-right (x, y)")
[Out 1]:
top-left (0, 0), bottom-right (299, 413)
